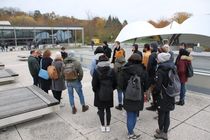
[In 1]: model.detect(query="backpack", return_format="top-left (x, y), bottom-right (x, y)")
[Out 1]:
top-left (186, 63), bottom-right (193, 78)
top-left (63, 62), bottom-right (78, 80)
top-left (162, 68), bottom-right (181, 97)
top-left (115, 49), bottom-right (125, 58)
top-left (96, 68), bottom-right (113, 101)
top-left (125, 74), bottom-right (142, 101)
top-left (47, 65), bottom-right (59, 80)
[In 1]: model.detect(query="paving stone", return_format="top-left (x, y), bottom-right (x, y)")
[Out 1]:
top-left (56, 104), bottom-right (118, 135)
top-left (169, 123), bottom-right (210, 140)
top-left (204, 105), bottom-right (210, 112)
top-left (86, 121), bottom-right (153, 140)
top-left (16, 113), bottom-right (82, 140)
top-left (0, 126), bottom-right (21, 140)
top-left (186, 93), bottom-right (210, 109)
top-left (186, 111), bottom-right (210, 132)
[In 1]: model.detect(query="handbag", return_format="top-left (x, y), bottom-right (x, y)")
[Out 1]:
top-left (38, 59), bottom-right (49, 80)
top-left (186, 63), bottom-right (193, 78)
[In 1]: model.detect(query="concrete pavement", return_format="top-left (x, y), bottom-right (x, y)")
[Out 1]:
top-left (0, 50), bottom-right (210, 140)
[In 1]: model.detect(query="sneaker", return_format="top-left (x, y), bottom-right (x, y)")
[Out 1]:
top-left (146, 106), bottom-right (157, 111)
top-left (154, 132), bottom-right (168, 140)
top-left (176, 100), bottom-right (185, 106)
top-left (128, 133), bottom-right (141, 139)
top-left (115, 104), bottom-right (123, 110)
top-left (101, 126), bottom-right (106, 132)
top-left (72, 107), bottom-right (77, 114)
top-left (82, 105), bottom-right (89, 112)
top-left (106, 126), bottom-right (110, 132)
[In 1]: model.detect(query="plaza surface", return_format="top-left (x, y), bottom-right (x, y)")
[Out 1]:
top-left (0, 48), bottom-right (210, 140)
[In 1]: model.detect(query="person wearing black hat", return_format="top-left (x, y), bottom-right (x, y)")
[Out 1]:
top-left (118, 53), bottom-right (148, 139)
top-left (92, 55), bottom-right (117, 132)
top-left (102, 41), bottom-right (112, 59)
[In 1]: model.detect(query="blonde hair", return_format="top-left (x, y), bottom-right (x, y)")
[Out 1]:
top-left (43, 49), bottom-right (51, 58)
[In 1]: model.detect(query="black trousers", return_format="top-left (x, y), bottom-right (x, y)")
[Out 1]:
top-left (98, 107), bottom-right (111, 126)
top-left (158, 110), bottom-right (170, 133)
top-left (32, 75), bottom-right (40, 87)
top-left (52, 90), bottom-right (62, 103)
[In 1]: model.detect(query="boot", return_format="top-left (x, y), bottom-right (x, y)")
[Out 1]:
top-left (176, 100), bottom-right (185, 106)
top-left (115, 104), bottom-right (123, 110)
top-left (82, 105), bottom-right (89, 112)
top-left (72, 107), bottom-right (77, 114)
top-left (146, 105), bottom-right (157, 111)
top-left (154, 132), bottom-right (168, 140)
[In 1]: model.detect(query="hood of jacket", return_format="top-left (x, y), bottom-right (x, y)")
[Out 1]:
top-left (181, 55), bottom-right (193, 61)
top-left (123, 62), bottom-right (144, 75)
top-left (158, 60), bottom-right (175, 71)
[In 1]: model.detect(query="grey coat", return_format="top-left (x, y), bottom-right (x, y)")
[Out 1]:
top-left (51, 59), bottom-right (66, 91)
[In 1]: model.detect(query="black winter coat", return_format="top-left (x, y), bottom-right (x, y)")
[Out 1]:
top-left (92, 66), bottom-right (117, 108)
top-left (118, 62), bottom-right (149, 112)
top-left (40, 57), bottom-right (53, 91)
top-left (154, 61), bottom-right (175, 111)
top-left (147, 52), bottom-right (157, 85)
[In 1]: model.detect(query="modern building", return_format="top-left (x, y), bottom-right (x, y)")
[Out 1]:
top-left (0, 21), bottom-right (84, 48)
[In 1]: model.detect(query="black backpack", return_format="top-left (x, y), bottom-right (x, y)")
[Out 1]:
top-left (96, 68), bottom-right (113, 101)
top-left (125, 74), bottom-right (142, 101)
top-left (162, 68), bottom-right (181, 97)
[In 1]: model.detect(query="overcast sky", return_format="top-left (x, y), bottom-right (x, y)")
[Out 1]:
top-left (0, 0), bottom-right (209, 22)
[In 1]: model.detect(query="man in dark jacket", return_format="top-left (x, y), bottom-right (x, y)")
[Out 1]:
top-left (154, 52), bottom-right (175, 140)
top-left (118, 53), bottom-right (148, 139)
top-left (28, 50), bottom-right (40, 86)
top-left (102, 41), bottom-right (112, 59)
top-left (132, 44), bottom-right (142, 58)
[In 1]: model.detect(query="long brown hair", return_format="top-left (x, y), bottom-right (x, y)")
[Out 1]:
top-left (42, 49), bottom-right (51, 58)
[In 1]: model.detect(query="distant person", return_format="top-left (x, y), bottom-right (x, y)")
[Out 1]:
top-left (102, 41), bottom-right (112, 60)
top-left (154, 52), bottom-right (175, 140)
top-left (91, 40), bottom-right (95, 51)
top-left (92, 55), bottom-right (117, 132)
top-left (51, 52), bottom-right (66, 103)
top-left (39, 49), bottom-right (53, 93)
top-left (142, 43), bottom-right (151, 69)
top-left (63, 51), bottom-right (89, 114)
top-left (118, 53), bottom-right (148, 139)
top-left (90, 46), bottom-right (104, 76)
top-left (146, 42), bottom-right (158, 111)
top-left (132, 44), bottom-right (142, 58)
top-left (111, 41), bottom-right (125, 64)
top-left (5, 43), bottom-right (8, 52)
top-left (175, 49), bottom-right (192, 106)
top-left (28, 50), bottom-right (40, 86)
top-left (60, 46), bottom-right (68, 60)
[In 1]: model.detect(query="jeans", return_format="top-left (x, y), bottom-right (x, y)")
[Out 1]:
top-left (98, 107), bottom-right (111, 126)
top-left (127, 111), bottom-right (137, 135)
top-left (180, 83), bottom-right (186, 101)
top-left (117, 89), bottom-right (123, 105)
top-left (32, 75), bottom-right (40, 87)
top-left (66, 80), bottom-right (85, 107)
top-left (158, 110), bottom-right (170, 133)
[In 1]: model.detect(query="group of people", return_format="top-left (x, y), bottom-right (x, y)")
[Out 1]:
top-left (90, 40), bottom-right (192, 140)
top-left (27, 40), bottom-right (192, 140)
top-left (28, 47), bottom-right (89, 114)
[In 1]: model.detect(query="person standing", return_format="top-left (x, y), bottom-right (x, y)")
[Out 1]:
top-left (102, 41), bottom-right (112, 60)
top-left (92, 55), bottom-right (117, 132)
top-left (119, 53), bottom-right (148, 139)
top-left (63, 51), bottom-right (89, 114)
top-left (132, 44), bottom-right (142, 58)
top-left (28, 50), bottom-right (40, 86)
top-left (40, 49), bottom-right (53, 93)
top-left (51, 52), bottom-right (66, 103)
top-left (175, 48), bottom-right (192, 105)
top-left (142, 43), bottom-right (151, 69)
top-left (111, 41), bottom-right (125, 64)
top-left (154, 52), bottom-right (175, 140)
top-left (60, 46), bottom-right (68, 60)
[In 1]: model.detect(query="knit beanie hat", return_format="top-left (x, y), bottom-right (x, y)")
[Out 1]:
top-left (55, 51), bottom-right (62, 59)
top-left (157, 52), bottom-right (171, 63)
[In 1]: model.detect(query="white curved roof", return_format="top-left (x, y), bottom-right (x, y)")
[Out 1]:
top-left (115, 15), bottom-right (210, 42)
